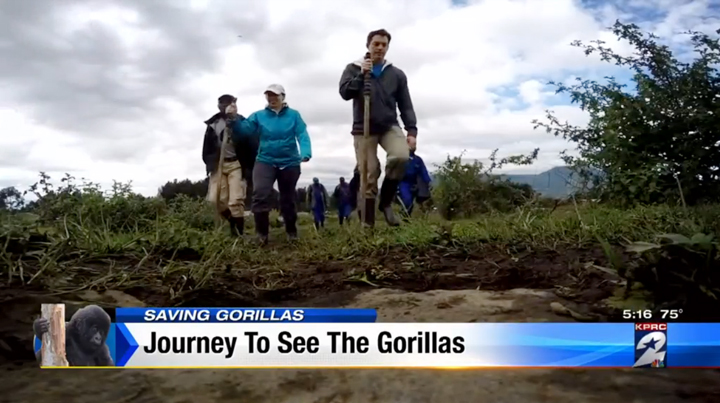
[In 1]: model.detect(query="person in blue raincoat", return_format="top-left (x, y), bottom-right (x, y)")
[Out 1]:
top-left (333, 176), bottom-right (353, 225)
top-left (226, 84), bottom-right (312, 245)
top-left (307, 177), bottom-right (329, 229)
top-left (397, 145), bottom-right (431, 217)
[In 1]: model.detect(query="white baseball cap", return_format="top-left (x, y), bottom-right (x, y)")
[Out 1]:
top-left (264, 84), bottom-right (285, 95)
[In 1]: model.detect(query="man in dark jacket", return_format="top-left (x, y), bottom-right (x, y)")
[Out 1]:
top-left (307, 177), bottom-right (329, 230)
top-left (349, 167), bottom-right (361, 219)
top-left (333, 176), bottom-right (352, 225)
top-left (202, 94), bottom-right (259, 235)
top-left (339, 28), bottom-right (418, 228)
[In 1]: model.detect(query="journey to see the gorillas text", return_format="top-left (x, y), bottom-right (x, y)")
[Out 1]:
top-left (143, 331), bottom-right (466, 359)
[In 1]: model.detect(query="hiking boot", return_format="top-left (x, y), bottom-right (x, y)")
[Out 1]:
top-left (379, 179), bottom-right (401, 227)
top-left (362, 198), bottom-right (376, 228)
top-left (254, 212), bottom-right (270, 246)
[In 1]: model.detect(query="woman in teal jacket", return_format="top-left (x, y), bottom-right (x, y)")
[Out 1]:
top-left (227, 84), bottom-right (312, 244)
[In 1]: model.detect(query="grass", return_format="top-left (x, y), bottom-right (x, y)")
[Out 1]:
top-left (2, 195), bottom-right (719, 318)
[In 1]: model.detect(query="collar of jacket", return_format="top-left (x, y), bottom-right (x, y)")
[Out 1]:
top-left (352, 57), bottom-right (392, 70)
top-left (204, 112), bottom-right (225, 125)
top-left (265, 103), bottom-right (289, 114)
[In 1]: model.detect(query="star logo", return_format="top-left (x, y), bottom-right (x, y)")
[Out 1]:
top-left (643, 337), bottom-right (658, 350)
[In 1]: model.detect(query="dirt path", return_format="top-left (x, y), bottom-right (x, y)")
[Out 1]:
top-left (2, 246), bottom-right (719, 402)
top-left (2, 287), bottom-right (719, 403)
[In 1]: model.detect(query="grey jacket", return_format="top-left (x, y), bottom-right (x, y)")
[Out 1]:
top-left (338, 58), bottom-right (417, 137)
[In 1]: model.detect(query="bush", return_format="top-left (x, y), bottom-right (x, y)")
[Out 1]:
top-left (432, 149), bottom-right (538, 220)
top-left (535, 22), bottom-right (720, 206)
top-left (158, 178), bottom-right (208, 201)
top-left (0, 186), bottom-right (24, 210)
top-left (25, 173), bottom-right (168, 233)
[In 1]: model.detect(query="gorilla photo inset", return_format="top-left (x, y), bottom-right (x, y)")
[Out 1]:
top-left (33, 303), bottom-right (114, 367)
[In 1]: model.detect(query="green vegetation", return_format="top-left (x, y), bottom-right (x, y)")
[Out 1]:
top-left (1, 22), bottom-right (719, 320)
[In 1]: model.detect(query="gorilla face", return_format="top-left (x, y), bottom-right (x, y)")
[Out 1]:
top-left (85, 324), bottom-right (104, 349)
top-left (71, 305), bottom-right (111, 353)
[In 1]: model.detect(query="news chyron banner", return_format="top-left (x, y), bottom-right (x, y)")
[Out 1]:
top-left (33, 304), bottom-right (720, 368)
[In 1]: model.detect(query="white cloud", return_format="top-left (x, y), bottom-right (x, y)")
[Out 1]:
top-left (0, 0), bottom-right (715, 196)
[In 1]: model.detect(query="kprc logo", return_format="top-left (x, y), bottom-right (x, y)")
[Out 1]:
top-left (633, 323), bottom-right (667, 368)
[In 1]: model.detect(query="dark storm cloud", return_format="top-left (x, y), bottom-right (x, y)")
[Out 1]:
top-left (0, 0), bottom-right (270, 137)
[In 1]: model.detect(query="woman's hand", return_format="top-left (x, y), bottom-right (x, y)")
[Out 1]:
top-left (225, 103), bottom-right (238, 118)
top-left (301, 157), bottom-right (310, 163)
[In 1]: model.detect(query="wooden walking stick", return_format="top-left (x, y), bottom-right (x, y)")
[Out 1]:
top-left (360, 52), bottom-right (372, 225)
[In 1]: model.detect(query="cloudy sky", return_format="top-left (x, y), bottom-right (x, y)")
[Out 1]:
top-left (0, 0), bottom-right (717, 196)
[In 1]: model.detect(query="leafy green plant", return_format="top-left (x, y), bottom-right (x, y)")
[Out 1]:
top-left (432, 148), bottom-right (538, 220)
top-left (534, 22), bottom-right (720, 206)
top-left (625, 233), bottom-right (719, 312)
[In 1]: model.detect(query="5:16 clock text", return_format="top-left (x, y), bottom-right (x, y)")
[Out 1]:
top-left (622, 309), bottom-right (683, 320)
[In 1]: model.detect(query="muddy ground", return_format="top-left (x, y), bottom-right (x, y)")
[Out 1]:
top-left (1, 246), bottom-right (719, 402)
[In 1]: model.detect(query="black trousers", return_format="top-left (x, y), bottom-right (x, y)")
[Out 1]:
top-left (252, 161), bottom-right (300, 227)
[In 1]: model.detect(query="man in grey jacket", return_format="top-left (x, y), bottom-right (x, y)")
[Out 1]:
top-left (338, 28), bottom-right (418, 228)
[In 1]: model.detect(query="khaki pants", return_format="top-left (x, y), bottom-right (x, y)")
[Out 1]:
top-left (206, 160), bottom-right (246, 218)
top-left (353, 126), bottom-right (410, 198)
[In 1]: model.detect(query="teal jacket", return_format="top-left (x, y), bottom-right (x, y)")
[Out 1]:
top-left (231, 105), bottom-right (312, 169)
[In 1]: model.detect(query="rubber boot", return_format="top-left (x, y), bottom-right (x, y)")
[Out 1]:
top-left (221, 210), bottom-right (240, 235)
top-left (235, 217), bottom-right (245, 237)
top-left (221, 210), bottom-right (232, 220)
top-left (229, 216), bottom-right (244, 236)
top-left (362, 198), bottom-right (376, 228)
top-left (339, 215), bottom-right (344, 225)
top-left (378, 179), bottom-right (401, 227)
top-left (254, 212), bottom-right (269, 246)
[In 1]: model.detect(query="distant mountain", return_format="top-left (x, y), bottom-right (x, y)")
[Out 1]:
top-left (502, 166), bottom-right (583, 198)
top-left (427, 166), bottom-right (597, 199)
